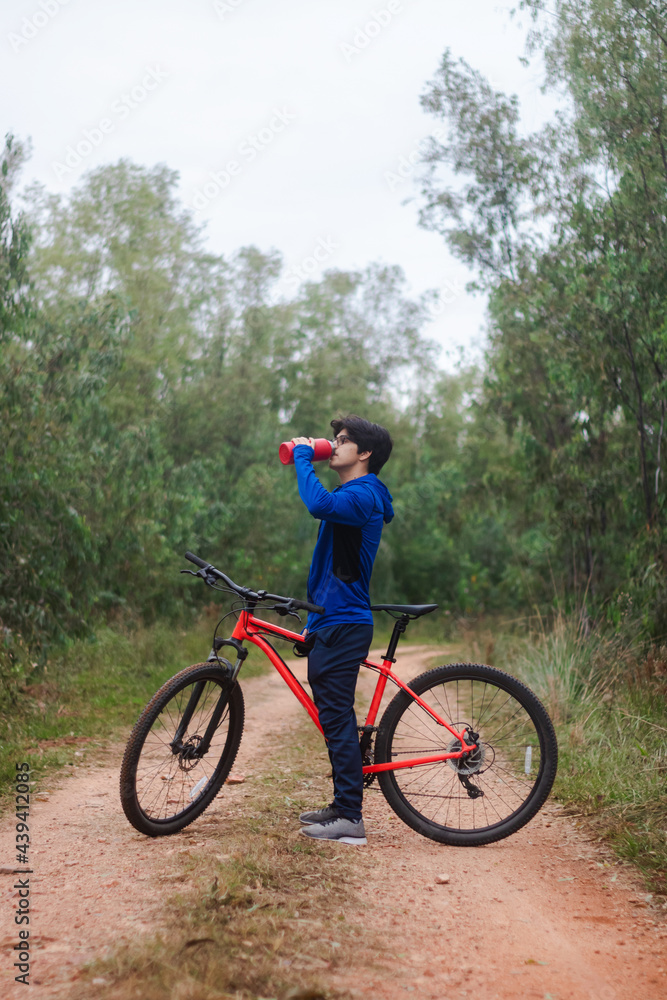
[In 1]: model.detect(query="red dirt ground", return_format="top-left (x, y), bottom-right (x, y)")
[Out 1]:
top-left (1, 645), bottom-right (665, 999)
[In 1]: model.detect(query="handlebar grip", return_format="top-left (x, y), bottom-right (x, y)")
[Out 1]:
top-left (185, 551), bottom-right (209, 569)
top-left (294, 600), bottom-right (326, 615)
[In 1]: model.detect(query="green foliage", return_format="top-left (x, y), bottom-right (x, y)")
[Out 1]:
top-left (4, 1), bottom-right (667, 659)
top-left (418, 0), bottom-right (667, 632)
top-left (1, 147), bottom-right (449, 651)
top-left (0, 616), bottom-right (268, 809)
top-left (495, 617), bottom-right (667, 892)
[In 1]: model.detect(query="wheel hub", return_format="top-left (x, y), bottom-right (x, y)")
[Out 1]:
top-left (446, 728), bottom-right (486, 775)
top-left (178, 734), bottom-right (203, 770)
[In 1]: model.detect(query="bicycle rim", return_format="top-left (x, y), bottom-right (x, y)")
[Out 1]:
top-left (120, 662), bottom-right (244, 835)
top-left (376, 663), bottom-right (557, 846)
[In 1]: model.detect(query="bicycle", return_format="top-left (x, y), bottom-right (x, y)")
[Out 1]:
top-left (119, 552), bottom-right (558, 846)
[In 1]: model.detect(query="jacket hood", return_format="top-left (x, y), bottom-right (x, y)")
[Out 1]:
top-left (342, 473), bottom-right (394, 523)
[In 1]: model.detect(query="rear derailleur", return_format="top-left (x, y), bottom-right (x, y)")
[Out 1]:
top-left (458, 773), bottom-right (484, 799)
top-left (456, 728), bottom-right (485, 799)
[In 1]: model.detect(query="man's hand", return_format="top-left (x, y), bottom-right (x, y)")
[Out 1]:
top-left (291, 437), bottom-right (315, 448)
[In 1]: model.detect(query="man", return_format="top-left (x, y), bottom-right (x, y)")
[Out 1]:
top-left (290, 415), bottom-right (394, 845)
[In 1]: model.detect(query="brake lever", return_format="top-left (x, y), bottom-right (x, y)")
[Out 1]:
top-left (181, 568), bottom-right (217, 586)
top-left (273, 605), bottom-right (302, 623)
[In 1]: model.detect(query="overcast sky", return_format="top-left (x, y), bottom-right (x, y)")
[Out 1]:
top-left (3, 0), bottom-right (556, 367)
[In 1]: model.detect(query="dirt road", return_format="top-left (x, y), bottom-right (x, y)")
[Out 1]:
top-left (0, 645), bottom-right (665, 999)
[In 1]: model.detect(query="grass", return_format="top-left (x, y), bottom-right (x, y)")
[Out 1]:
top-left (0, 602), bottom-right (427, 813)
top-left (467, 616), bottom-right (667, 896)
top-left (0, 609), bottom-right (269, 813)
top-left (0, 605), bottom-right (383, 998)
top-left (70, 723), bottom-right (370, 1000)
top-left (5, 596), bottom-right (664, 950)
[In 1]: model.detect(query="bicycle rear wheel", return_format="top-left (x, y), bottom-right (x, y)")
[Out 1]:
top-left (120, 661), bottom-right (244, 836)
top-left (375, 662), bottom-right (557, 846)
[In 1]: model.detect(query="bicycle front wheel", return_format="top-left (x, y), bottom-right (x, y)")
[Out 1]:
top-left (375, 663), bottom-right (557, 846)
top-left (120, 661), bottom-right (244, 836)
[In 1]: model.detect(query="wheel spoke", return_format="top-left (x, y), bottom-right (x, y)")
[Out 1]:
top-left (121, 668), bottom-right (244, 834)
top-left (377, 665), bottom-right (556, 842)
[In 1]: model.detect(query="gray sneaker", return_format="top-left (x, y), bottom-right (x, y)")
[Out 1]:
top-left (299, 803), bottom-right (339, 825)
top-left (300, 815), bottom-right (367, 845)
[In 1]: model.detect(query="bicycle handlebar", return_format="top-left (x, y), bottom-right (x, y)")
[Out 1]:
top-left (281, 597), bottom-right (326, 615)
top-left (184, 551), bottom-right (325, 615)
top-left (185, 551), bottom-right (208, 569)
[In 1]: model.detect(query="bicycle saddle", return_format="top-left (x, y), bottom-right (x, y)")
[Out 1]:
top-left (370, 603), bottom-right (439, 618)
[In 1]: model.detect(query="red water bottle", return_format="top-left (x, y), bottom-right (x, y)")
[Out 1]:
top-left (279, 438), bottom-right (334, 465)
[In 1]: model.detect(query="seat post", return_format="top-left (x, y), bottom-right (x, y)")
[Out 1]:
top-left (382, 615), bottom-right (410, 663)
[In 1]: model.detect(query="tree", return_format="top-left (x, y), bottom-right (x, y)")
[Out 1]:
top-left (4, 153), bottom-right (443, 644)
top-left (417, 3), bottom-right (667, 628)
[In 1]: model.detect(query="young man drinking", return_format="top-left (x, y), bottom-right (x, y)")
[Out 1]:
top-left (290, 415), bottom-right (394, 845)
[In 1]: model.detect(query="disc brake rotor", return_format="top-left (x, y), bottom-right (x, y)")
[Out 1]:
top-left (178, 734), bottom-right (203, 771)
top-left (446, 728), bottom-right (488, 775)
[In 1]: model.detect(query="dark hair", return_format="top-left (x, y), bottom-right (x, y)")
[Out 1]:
top-left (330, 415), bottom-right (393, 475)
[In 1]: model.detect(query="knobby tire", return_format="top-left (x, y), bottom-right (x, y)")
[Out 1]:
top-left (375, 662), bottom-right (557, 846)
top-left (120, 661), bottom-right (244, 837)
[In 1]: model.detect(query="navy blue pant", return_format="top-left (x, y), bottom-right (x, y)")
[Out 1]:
top-left (307, 623), bottom-right (373, 822)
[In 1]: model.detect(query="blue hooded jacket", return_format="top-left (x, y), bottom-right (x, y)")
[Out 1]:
top-left (293, 443), bottom-right (394, 632)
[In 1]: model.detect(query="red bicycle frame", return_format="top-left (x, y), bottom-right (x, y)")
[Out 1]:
top-left (229, 610), bottom-right (477, 775)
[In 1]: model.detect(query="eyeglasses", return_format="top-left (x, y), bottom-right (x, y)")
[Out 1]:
top-left (332, 434), bottom-right (353, 447)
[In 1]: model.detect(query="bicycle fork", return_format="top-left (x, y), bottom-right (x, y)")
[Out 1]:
top-left (169, 677), bottom-right (232, 760)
